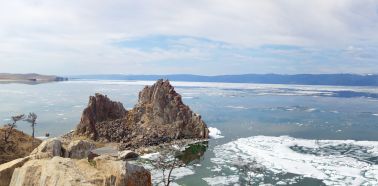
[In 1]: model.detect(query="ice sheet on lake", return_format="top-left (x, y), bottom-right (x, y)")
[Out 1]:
top-left (66, 80), bottom-right (378, 96)
top-left (211, 136), bottom-right (378, 185)
top-left (150, 166), bottom-right (195, 186)
top-left (225, 105), bottom-right (248, 109)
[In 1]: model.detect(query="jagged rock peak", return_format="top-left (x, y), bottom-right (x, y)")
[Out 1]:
top-left (131, 79), bottom-right (209, 139)
top-left (138, 79), bottom-right (182, 106)
top-left (75, 93), bottom-right (127, 140)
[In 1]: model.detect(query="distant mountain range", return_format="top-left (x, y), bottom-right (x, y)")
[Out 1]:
top-left (70, 74), bottom-right (378, 86)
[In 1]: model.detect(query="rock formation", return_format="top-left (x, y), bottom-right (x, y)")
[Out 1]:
top-left (0, 157), bottom-right (30, 186)
top-left (10, 156), bottom-right (151, 186)
top-left (29, 138), bottom-right (62, 159)
top-left (64, 140), bottom-right (96, 159)
top-left (74, 79), bottom-right (209, 149)
top-left (75, 93), bottom-right (127, 140)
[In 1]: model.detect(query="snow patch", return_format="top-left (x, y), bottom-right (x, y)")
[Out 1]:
top-left (208, 127), bottom-right (224, 139)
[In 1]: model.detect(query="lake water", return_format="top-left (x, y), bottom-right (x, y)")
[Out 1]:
top-left (1, 80), bottom-right (378, 185)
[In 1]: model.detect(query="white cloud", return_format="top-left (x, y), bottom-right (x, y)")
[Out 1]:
top-left (0, 0), bottom-right (377, 74)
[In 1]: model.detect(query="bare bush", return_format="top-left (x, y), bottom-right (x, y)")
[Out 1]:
top-left (3, 114), bottom-right (25, 143)
top-left (25, 112), bottom-right (37, 138)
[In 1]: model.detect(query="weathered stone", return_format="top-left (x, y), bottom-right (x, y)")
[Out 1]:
top-left (30, 138), bottom-right (62, 159)
top-left (10, 156), bottom-right (152, 186)
top-left (65, 140), bottom-right (96, 159)
top-left (75, 93), bottom-right (127, 140)
top-left (0, 157), bottom-right (30, 186)
top-left (118, 150), bottom-right (139, 160)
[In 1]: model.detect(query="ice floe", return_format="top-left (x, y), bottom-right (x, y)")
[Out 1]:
top-left (225, 105), bottom-right (248, 109)
top-left (202, 175), bottom-right (240, 186)
top-left (211, 136), bottom-right (378, 185)
top-left (208, 127), bottom-right (224, 139)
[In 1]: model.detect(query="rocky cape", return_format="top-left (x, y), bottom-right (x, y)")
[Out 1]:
top-left (0, 73), bottom-right (67, 84)
top-left (75, 79), bottom-right (209, 150)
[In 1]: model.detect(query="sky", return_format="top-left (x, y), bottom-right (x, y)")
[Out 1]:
top-left (0, 0), bottom-right (378, 75)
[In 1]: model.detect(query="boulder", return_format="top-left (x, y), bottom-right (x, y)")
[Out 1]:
top-left (65, 140), bottom-right (96, 159)
top-left (0, 157), bottom-right (30, 186)
top-left (10, 156), bottom-right (152, 186)
top-left (118, 150), bottom-right (139, 160)
top-left (30, 138), bottom-right (62, 159)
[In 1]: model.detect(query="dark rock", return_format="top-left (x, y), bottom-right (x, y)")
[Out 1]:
top-left (118, 150), bottom-right (139, 160)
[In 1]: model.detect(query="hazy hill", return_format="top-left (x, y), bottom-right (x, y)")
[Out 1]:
top-left (71, 74), bottom-right (378, 86)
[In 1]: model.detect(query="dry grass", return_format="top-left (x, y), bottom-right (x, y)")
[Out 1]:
top-left (0, 128), bottom-right (42, 164)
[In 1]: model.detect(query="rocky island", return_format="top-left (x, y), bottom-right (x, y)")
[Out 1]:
top-left (0, 79), bottom-right (209, 186)
top-left (75, 79), bottom-right (209, 149)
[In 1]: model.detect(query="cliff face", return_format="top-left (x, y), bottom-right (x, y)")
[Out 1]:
top-left (75, 79), bottom-right (209, 149)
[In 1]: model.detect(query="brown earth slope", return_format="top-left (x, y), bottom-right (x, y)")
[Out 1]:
top-left (0, 128), bottom-right (41, 164)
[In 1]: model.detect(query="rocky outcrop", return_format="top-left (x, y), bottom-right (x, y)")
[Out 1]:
top-left (5, 138), bottom-right (152, 186)
top-left (0, 157), bottom-right (30, 186)
top-left (65, 140), bottom-right (96, 159)
top-left (128, 80), bottom-right (209, 144)
top-left (10, 156), bottom-right (151, 186)
top-left (74, 79), bottom-right (209, 149)
top-left (75, 93), bottom-right (127, 140)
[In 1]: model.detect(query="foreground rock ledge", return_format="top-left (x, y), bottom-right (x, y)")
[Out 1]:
top-left (74, 79), bottom-right (209, 149)
top-left (2, 138), bottom-right (152, 186)
top-left (10, 156), bottom-right (151, 186)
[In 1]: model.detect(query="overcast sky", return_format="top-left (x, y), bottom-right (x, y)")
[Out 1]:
top-left (0, 0), bottom-right (378, 75)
